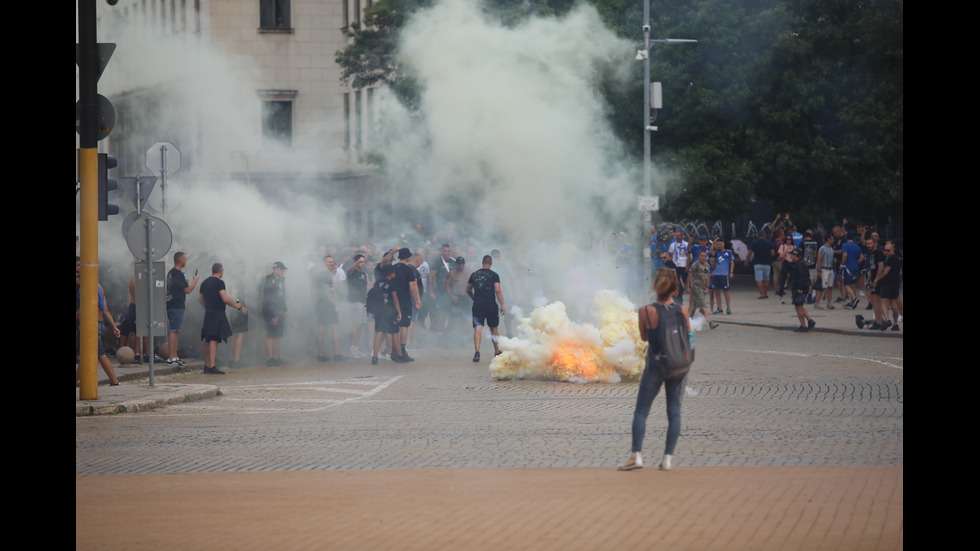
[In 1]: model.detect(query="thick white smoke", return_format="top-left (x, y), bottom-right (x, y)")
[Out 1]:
top-left (80, 1), bottom-right (652, 362)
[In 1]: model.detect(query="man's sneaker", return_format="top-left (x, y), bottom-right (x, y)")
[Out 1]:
top-left (726, 308), bottom-right (731, 315)
top-left (371, 356), bottom-right (379, 365)
top-left (167, 358), bottom-right (186, 367)
top-left (473, 351), bottom-right (481, 362)
top-left (866, 302), bottom-right (874, 310)
top-left (868, 323), bottom-right (880, 330)
top-left (266, 358), bottom-right (278, 367)
top-left (826, 304), bottom-right (835, 310)
top-left (349, 345), bottom-right (362, 359)
top-left (333, 354), bottom-right (348, 361)
top-left (807, 319), bottom-right (816, 330)
top-left (891, 324), bottom-right (900, 331)
top-left (794, 326), bottom-right (808, 333)
top-left (203, 366), bottom-right (225, 375)
top-left (879, 320), bottom-right (892, 331)
top-left (713, 309), bottom-right (723, 315)
top-left (317, 355), bottom-right (330, 362)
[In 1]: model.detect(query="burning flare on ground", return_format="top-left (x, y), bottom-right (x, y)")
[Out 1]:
top-left (490, 290), bottom-right (646, 383)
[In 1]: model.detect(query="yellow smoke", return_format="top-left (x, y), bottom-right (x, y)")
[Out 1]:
top-left (490, 290), bottom-right (646, 383)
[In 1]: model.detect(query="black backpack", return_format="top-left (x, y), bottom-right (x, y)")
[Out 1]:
top-left (645, 303), bottom-right (693, 380)
top-left (365, 284), bottom-right (386, 317)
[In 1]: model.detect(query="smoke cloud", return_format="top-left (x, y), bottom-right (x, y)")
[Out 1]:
top-left (81, 1), bottom-right (651, 363)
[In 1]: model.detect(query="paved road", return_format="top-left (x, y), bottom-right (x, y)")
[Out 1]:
top-left (77, 281), bottom-right (902, 550)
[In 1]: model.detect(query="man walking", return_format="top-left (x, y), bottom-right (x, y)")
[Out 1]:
top-left (467, 255), bottom-right (506, 362)
top-left (166, 251), bottom-right (199, 368)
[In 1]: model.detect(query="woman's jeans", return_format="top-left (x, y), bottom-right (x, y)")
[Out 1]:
top-left (631, 364), bottom-right (686, 454)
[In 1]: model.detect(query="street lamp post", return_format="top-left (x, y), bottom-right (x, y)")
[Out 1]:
top-left (637, 0), bottom-right (696, 293)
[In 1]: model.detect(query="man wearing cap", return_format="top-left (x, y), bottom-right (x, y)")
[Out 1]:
top-left (392, 248), bottom-right (421, 362)
top-left (262, 261), bottom-right (289, 366)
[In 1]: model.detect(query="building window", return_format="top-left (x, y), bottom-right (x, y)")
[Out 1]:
top-left (355, 89), bottom-right (362, 151)
top-left (258, 90), bottom-right (297, 147)
top-left (259, 0), bottom-right (290, 30)
top-left (343, 92), bottom-right (351, 151)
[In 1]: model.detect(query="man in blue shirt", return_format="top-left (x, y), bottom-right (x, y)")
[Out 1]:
top-left (710, 238), bottom-right (734, 314)
top-left (649, 225), bottom-right (671, 272)
top-left (840, 232), bottom-right (864, 310)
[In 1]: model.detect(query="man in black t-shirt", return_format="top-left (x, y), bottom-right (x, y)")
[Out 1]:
top-left (466, 255), bottom-right (505, 362)
top-left (745, 231), bottom-right (775, 299)
top-left (392, 248), bottom-right (421, 362)
top-left (165, 251), bottom-right (199, 368)
top-left (198, 262), bottom-right (245, 374)
top-left (872, 242), bottom-right (902, 331)
top-left (261, 261), bottom-right (289, 366)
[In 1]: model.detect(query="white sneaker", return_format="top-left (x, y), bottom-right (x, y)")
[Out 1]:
top-left (349, 345), bottom-right (362, 358)
top-left (659, 454), bottom-right (673, 471)
top-left (617, 452), bottom-right (643, 471)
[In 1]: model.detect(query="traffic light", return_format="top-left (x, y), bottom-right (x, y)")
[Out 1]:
top-left (98, 153), bottom-right (119, 220)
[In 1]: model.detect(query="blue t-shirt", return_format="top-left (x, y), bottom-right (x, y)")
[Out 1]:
top-left (711, 250), bottom-right (734, 276)
top-left (841, 241), bottom-right (862, 272)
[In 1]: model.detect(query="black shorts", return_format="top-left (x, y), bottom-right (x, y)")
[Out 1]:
top-left (317, 301), bottom-right (339, 326)
top-left (879, 284), bottom-right (900, 300)
top-left (264, 315), bottom-right (285, 338)
top-left (375, 308), bottom-right (399, 334)
top-left (119, 303), bottom-right (136, 334)
top-left (397, 300), bottom-right (413, 327)
top-left (471, 301), bottom-right (499, 328)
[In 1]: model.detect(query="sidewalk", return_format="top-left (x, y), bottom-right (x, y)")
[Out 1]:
top-left (76, 277), bottom-right (901, 414)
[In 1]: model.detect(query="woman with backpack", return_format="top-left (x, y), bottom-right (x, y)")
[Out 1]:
top-left (618, 268), bottom-right (692, 472)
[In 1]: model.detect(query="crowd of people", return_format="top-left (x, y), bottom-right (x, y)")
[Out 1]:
top-left (650, 214), bottom-right (903, 333)
top-left (79, 221), bottom-right (556, 375)
top-left (78, 214), bottom-right (902, 382)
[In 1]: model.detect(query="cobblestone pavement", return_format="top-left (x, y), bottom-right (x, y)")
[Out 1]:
top-left (76, 325), bottom-right (902, 474)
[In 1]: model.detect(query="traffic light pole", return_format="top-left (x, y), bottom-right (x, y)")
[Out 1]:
top-left (77, 0), bottom-right (101, 400)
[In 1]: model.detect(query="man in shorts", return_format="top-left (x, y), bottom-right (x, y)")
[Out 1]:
top-left (687, 250), bottom-right (718, 329)
top-left (262, 261), bottom-right (289, 366)
top-left (709, 238), bottom-right (734, 315)
top-left (166, 251), bottom-right (199, 368)
top-left (466, 255), bottom-right (506, 362)
top-left (745, 231), bottom-right (774, 299)
top-left (370, 265), bottom-right (400, 364)
top-left (315, 255), bottom-right (347, 362)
